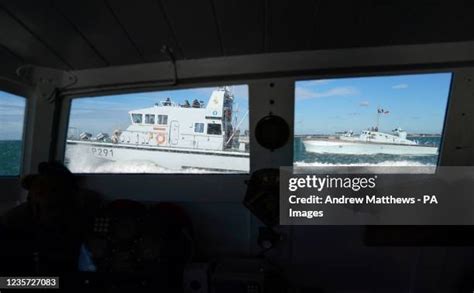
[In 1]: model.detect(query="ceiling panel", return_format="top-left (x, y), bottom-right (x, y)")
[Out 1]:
top-left (0, 8), bottom-right (69, 70)
top-left (267, 0), bottom-right (318, 52)
top-left (161, 0), bottom-right (221, 59)
top-left (364, 1), bottom-right (474, 46)
top-left (53, 0), bottom-right (143, 66)
top-left (309, 0), bottom-right (368, 49)
top-left (0, 0), bottom-right (107, 69)
top-left (359, 1), bottom-right (439, 47)
top-left (311, 1), bottom-right (474, 50)
top-left (0, 44), bottom-right (24, 81)
top-left (106, 0), bottom-right (182, 62)
top-left (213, 0), bottom-right (265, 56)
top-left (1, 0), bottom-right (474, 72)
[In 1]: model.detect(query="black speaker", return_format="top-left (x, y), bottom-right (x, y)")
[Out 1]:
top-left (254, 115), bottom-right (290, 150)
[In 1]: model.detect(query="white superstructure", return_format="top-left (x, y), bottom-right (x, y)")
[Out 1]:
top-left (66, 87), bottom-right (249, 172)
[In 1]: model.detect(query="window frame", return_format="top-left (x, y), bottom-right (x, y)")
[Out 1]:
top-left (59, 83), bottom-right (251, 176)
top-left (51, 41), bottom-right (474, 203)
top-left (194, 122), bottom-right (204, 133)
top-left (56, 69), bottom-right (458, 179)
top-left (145, 114), bottom-right (155, 124)
top-left (131, 113), bottom-right (143, 124)
top-left (293, 72), bottom-right (454, 169)
top-left (157, 114), bottom-right (168, 125)
top-left (207, 123), bottom-right (222, 135)
top-left (0, 89), bottom-right (29, 178)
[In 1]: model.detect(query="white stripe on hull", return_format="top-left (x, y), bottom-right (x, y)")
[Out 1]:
top-left (65, 141), bottom-right (249, 172)
top-left (303, 140), bottom-right (438, 155)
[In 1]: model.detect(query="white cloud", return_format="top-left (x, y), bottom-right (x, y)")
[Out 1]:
top-left (359, 100), bottom-right (369, 107)
top-left (295, 86), bottom-right (358, 100)
top-left (392, 83), bottom-right (408, 89)
top-left (304, 79), bottom-right (331, 85)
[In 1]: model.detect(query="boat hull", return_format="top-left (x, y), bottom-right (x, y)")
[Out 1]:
top-left (65, 140), bottom-right (249, 172)
top-left (303, 139), bottom-right (438, 155)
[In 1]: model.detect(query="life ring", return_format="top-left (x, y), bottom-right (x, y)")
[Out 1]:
top-left (156, 132), bottom-right (166, 144)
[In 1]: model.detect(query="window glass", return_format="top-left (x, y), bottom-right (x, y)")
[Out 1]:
top-left (132, 113), bottom-right (142, 124)
top-left (0, 91), bottom-right (26, 176)
top-left (157, 115), bottom-right (168, 125)
top-left (207, 124), bottom-right (222, 135)
top-left (65, 85), bottom-right (249, 173)
top-left (294, 73), bottom-right (452, 169)
top-left (145, 114), bottom-right (155, 124)
top-left (194, 123), bottom-right (204, 133)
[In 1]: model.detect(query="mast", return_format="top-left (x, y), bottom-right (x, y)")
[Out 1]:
top-left (222, 87), bottom-right (234, 148)
top-left (225, 110), bottom-right (248, 146)
top-left (376, 107), bottom-right (389, 131)
top-left (376, 109), bottom-right (380, 130)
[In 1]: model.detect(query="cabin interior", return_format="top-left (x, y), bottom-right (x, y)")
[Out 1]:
top-left (1, 1), bottom-right (474, 292)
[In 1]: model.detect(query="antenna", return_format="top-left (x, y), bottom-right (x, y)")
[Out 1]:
top-left (234, 103), bottom-right (240, 128)
top-left (376, 106), bottom-right (389, 130)
top-left (226, 110), bottom-right (249, 146)
top-left (376, 107), bottom-right (381, 130)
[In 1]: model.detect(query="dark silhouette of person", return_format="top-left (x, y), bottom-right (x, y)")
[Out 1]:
top-left (182, 100), bottom-right (191, 108)
top-left (0, 161), bottom-right (101, 273)
top-left (192, 99), bottom-right (200, 108)
top-left (164, 97), bottom-right (172, 106)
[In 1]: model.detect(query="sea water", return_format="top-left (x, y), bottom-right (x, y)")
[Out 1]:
top-left (0, 140), bottom-right (23, 176)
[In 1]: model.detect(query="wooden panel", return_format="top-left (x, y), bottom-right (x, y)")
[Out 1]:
top-left (0, 8), bottom-right (69, 69)
top-left (107, 0), bottom-right (182, 62)
top-left (54, 0), bottom-right (143, 66)
top-left (267, 0), bottom-right (317, 52)
top-left (213, 0), bottom-right (265, 56)
top-left (1, 0), bottom-right (107, 69)
top-left (161, 0), bottom-right (221, 58)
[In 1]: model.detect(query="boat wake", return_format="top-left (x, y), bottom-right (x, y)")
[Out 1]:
top-left (294, 160), bottom-right (434, 167)
top-left (65, 144), bottom-right (219, 174)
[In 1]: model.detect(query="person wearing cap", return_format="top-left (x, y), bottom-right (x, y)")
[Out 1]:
top-left (0, 161), bottom-right (101, 273)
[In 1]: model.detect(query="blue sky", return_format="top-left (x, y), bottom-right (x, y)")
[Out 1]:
top-left (0, 91), bottom-right (26, 140)
top-left (68, 85), bottom-right (249, 136)
top-left (295, 73), bottom-right (452, 134)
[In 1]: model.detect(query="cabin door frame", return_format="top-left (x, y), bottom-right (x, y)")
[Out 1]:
top-left (169, 120), bottom-right (180, 145)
